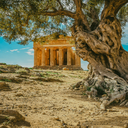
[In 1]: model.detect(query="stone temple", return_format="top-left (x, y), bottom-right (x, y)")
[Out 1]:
top-left (33, 35), bottom-right (82, 70)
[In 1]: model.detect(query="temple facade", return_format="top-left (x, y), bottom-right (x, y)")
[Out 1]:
top-left (33, 35), bottom-right (82, 70)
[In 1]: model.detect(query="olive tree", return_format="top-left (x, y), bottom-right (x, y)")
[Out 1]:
top-left (0, 0), bottom-right (128, 109)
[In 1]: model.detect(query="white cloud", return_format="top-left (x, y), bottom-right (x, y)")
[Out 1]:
top-left (26, 49), bottom-right (34, 55)
top-left (29, 49), bottom-right (34, 52)
top-left (20, 47), bottom-right (30, 50)
top-left (26, 52), bottom-right (34, 55)
top-left (10, 49), bottom-right (19, 52)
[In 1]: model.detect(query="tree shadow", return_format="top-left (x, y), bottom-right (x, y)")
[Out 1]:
top-left (81, 116), bottom-right (128, 127)
top-left (0, 110), bottom-right (31, 128)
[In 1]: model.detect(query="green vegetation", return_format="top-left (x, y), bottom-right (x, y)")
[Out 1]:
top-left (1, 78), bottom-right (11, 82)
top-left (16, 69), bottom-right (28, 75)
top-left (29, 68), bottom-right (33, 69)
top-left (87, 86), bottom-right (92, 91)
top-left (82, 92), bottom-right (87, 96)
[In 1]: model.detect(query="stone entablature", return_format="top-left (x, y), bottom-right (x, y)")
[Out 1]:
top-left (33, 35), bottom-right (81, 70)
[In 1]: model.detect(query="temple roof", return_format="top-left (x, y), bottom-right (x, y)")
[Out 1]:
top-left (33, 35), bottom-right (75, 48)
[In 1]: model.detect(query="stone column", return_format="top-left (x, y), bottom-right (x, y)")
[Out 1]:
top-left (41, 48), bottom-right (45, 66)
top-left (50, 48), bottom-right (54, 66)
top-left (59, 48), bottom-right (63, 66)
top-left (67, 47), bottom-right (71, 65)
top-left (34, 48), bottom-right (37, 67)
top-left (54, 49), bottom-right (57, 65)
top-left (45, 48), bottom-right (50, 65)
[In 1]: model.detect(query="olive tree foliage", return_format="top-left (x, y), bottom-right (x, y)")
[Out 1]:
top-left (0, 0), bottom-right (128, 108)
top-left (0, 0), bottom-right (127, 44)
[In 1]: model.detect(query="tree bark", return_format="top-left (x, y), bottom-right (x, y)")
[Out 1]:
top-left (71, 1), bottom-right (128, 109)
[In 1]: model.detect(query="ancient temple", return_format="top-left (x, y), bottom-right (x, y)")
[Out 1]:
top-left (33, 35), bottom-right (82, 70)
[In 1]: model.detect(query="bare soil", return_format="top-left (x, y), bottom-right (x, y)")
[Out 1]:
top-left (0, 66), bottom-right (128, 128)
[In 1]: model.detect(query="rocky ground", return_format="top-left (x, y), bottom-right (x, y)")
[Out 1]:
top-left (0, 63), bottom-right (128, 128)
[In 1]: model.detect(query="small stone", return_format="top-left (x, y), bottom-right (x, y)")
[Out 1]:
top-left (77, 121), bottom-right (80, 126)
top-left (107, 109), bottom-right (118, 112)
top-left (124, 123), bottom-right (128, 128)
top-left (15, 93), bottom-right (24, 97)
top-left (102, 94), bottom-right (107, 97)
top-left (79, 105), bottom-right (83, 108)
top-left (54, 116), bottom-right (60, 121)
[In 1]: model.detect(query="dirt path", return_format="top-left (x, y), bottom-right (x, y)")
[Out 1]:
top-left (0, 68), bottom-right (128, 128)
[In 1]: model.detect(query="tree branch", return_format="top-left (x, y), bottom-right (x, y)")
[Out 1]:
top-left (73, 0), bottom-right (82, 12)
top-left (39, 10), bottom-right (76, 19)
top-left (102, 0), bottom-right (128, 19)
top-left (56, 0), bottom-right (63, 10)
top-left (73, 0), bottom-right (91, 31)
top-left (87, 7), bottom-right (99, 30)
top-left (90, 7), bottom-right (99, 22)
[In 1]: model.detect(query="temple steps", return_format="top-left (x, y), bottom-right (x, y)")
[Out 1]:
top-left (33, 65), bottom-right (83, 70)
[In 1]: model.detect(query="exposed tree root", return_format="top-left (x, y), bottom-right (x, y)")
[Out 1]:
top-left (71, 64), bottom-right (128, 110)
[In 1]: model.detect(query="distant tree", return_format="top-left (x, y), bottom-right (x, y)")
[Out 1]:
top-left (0, 0), bottom-right (128, 109)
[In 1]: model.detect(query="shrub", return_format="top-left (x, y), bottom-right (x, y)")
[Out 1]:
top-left (16, 69), bottom-right (28, 75)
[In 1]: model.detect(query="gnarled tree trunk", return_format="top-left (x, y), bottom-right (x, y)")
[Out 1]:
top-left (71, 1), bottom-right (128, 110)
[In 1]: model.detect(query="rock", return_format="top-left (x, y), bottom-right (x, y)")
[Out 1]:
top-left (10, 77), bottom-right (23, 83)
top-left (76, 121), bottom-right (80, 126)
top-left (124, 123), bottom-right (128, 128)
top-left (0, 82), bottom-right (11, 91)
top-left (0, 68), bottom-right (9, 73)
top-left (63, 67), bottom-right (69, 70)
top-left (16, 75), bottom-right (29, 79)
top-left (53, 116), bottom-right (60, 121)
top-left (102, 94), bottom-right (107, 97)
top-left (24, 68), bottom-right (31, 73)
top-left (16, 69), bottom-right (29, 75)
top-left (8, 68), bottom-right (16, 73)
top-left (0, 110), bottom-right (25, 122)
top-left (0, 76), bottom-right (23, 83)
top-left (61, 120), bottom-right (67, 126)
top-left (15, 93), bottom-right (24, 97)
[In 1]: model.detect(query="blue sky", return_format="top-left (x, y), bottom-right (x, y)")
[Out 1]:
top-left (0, 24), bottom-right (128, 70)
